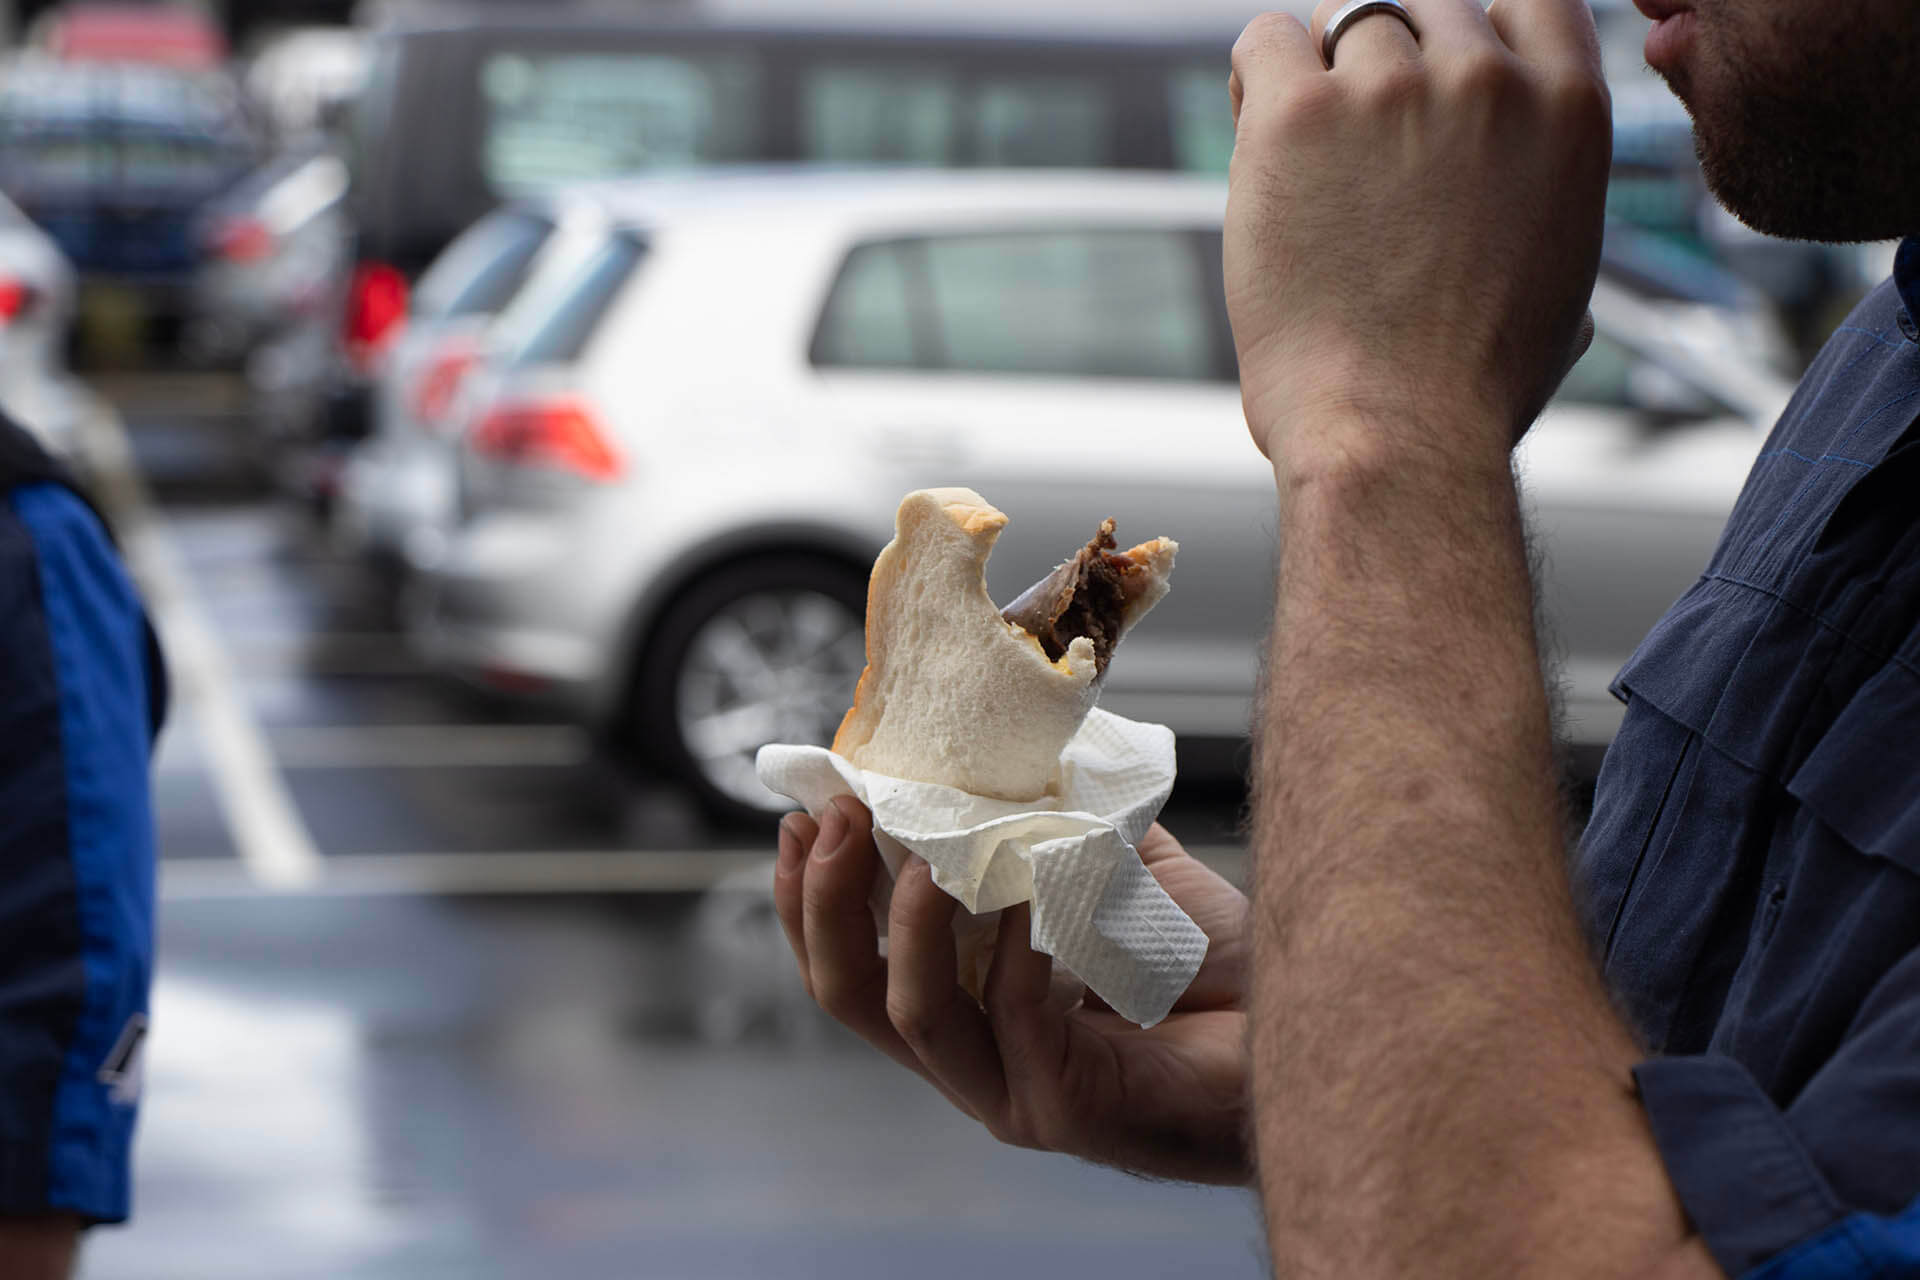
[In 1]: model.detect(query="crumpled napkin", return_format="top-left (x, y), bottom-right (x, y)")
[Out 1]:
top-left (755, 709), bottom-right (1208, 1027)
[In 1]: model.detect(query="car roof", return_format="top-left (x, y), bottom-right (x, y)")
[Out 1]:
top-left (510, 169), bottom-right (1230, 233)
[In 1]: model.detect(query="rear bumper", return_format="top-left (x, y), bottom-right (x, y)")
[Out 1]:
top-left (407, 513), bottom-right (614, 708)
top-left (410, 610), bottom-right (597, 709)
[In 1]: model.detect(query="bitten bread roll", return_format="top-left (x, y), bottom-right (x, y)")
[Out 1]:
top-left (832, 487), bottom-right (1176, 801)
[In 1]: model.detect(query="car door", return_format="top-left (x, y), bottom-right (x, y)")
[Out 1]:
top-left (811, 220), bottom-right (1276, 739)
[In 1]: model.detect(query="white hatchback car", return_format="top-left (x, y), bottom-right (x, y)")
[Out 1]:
top-left (410, 171), bottom-right (1793, 821)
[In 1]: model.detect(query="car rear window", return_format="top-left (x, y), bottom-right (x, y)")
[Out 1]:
top-left (412, 209), bottom-right (555, 322)
top-left (478, 50), bottom-right (761, 191)
top-left (507, 231), bottom-right (647, 369)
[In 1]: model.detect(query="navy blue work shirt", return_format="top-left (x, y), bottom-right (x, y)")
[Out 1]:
top-left (1577, 238), bottom-right (1920, 1279)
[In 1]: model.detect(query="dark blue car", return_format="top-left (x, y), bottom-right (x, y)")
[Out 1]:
top-left (0, 58), bottom-right (259, 342)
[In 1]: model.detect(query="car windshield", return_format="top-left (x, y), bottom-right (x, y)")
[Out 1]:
top-left (504, 230), bottom-right (647, 370)
top-left (412, 209), bottom-right (556, 323)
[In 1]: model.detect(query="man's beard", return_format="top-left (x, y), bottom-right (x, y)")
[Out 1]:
top-left (1669, 8), bottom-right (1920, 243)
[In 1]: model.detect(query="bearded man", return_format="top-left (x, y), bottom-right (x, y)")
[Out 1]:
top-left (774, 1), bottom-right (1920, 1275)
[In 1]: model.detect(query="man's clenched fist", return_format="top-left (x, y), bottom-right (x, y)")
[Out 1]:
top-left (1224, 0), bottom-right (1611, 475)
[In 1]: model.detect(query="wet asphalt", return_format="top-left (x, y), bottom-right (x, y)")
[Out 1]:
top-left (73, 374), bottom-right (1265, 1280)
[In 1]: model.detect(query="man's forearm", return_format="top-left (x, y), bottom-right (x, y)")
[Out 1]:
top-left (1248, 434), bottom-right (1687, 1277)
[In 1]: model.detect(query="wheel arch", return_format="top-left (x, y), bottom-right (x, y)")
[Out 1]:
top-left (593, 521), bottom-right (881, 742)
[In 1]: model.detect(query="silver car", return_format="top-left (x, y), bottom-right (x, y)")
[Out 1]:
top-left (336, 183), bottom-right (685, 569)
top-left (409, 170), bottom-right (1793, 821)
top-left (188, 149), bottom-right (351, 365)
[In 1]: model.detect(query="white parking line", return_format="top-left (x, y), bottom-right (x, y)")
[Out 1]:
top-left (159, 850), bottom-right (775, 900)
top-left (270, 723), bottom-right (592, 769)
top-left (156, 844), bottom-right (1249, 902)
top-left (81, 402), bottom-right (326, 891)
top-left (155, 724), bottom-right (594, 774)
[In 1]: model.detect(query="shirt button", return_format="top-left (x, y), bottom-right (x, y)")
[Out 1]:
top-left (1901, 310), bottom-right (1920, 343)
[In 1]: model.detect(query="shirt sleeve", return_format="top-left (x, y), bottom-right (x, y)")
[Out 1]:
top-left (1634, 945), bottom-right (1920, 1279)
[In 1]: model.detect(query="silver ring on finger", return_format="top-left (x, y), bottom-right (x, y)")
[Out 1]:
top-left (1320, 0), bottom-right (1421, 68)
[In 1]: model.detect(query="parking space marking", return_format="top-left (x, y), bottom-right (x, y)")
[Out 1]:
top-left (275, 724), bottom-right (590, 770)
top-left (223, 632), bottom-right (430, 677)
top-left (156, 844), bottom-right (1248, 901)
top-left (81, 400), bottom-right (326, 891)
top-left (159, 850), bottom-right (775, 899)
top-left (152, 723), bottom-right (593, 774)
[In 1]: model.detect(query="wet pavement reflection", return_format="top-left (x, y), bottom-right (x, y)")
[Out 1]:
top-left (91, 895), bottom-right (1265, 1280)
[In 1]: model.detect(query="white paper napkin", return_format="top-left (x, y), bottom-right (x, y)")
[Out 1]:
top-left (755, 709), bottom-right (1208, 1028)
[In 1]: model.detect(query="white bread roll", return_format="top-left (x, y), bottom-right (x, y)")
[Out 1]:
top-left (832, 487), bottom-right (1175, 801)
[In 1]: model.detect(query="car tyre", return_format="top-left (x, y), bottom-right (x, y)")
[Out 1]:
top-left (636, 557), bottom-right (868, 827)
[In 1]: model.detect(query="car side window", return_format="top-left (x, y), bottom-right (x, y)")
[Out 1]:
top-left (478, 51), bottom-right (762, 191)
top-left (799, 66), bottom-right (1112, 167)
top-left (1170, 66), bottom-right (1235, 174)
top-left (970, 77), bottom-right (1110, 167)
top-left (922, 229), bottom-right (1215, 380)
top-left (812, 241), bottom-right (920, 369)
top-left (802, 67), bottom-right (956, 165)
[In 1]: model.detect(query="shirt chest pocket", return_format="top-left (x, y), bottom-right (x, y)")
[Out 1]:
top-left (1581, 702), bottom-right (1781, 1054)
top-left (1587, 655), bottom-right (1920, 1060)
top-left (1713, 662), bottom-right (1920, 1084)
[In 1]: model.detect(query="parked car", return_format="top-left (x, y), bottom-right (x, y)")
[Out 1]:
top-left (30, 3), bottom-right (228, 71)
top-left (185, 148), bottom-right (350, 366)
top-left (265, 7), bottom-right (1243, 483)
top-left (0, 56), bottom-right (260, 355)
top-left (180, 26), bottom-right (367, 368)
top-left (0, 190), bottom-right (81, 454)
top-left (334, 193), bottom-right (591, 564)
top-left (402, 170), bottom-right (1795, 823)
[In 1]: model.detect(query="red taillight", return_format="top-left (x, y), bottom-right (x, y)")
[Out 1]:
top-left (409, 338), bottom-right (481, 428)
top-left (344, 262), bottom-right (408, 371)
top-left (470, 398), bottom-right (621, 481)
top-left (211, 216), bottom-right (274, 264)
top-left (0, 280), bottom-right (37, 321)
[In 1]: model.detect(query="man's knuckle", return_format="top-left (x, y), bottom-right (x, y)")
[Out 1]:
top-left (1546, 69), bottom-right (1612, 131)
top-left (1367, 64), bottom-right (1427, 110)
top-left (996, 1103), bottom-right (1043, 1151)
top-left (813, 970), bottom-right (870, 1022)
top-left (1447, 48), bottom-right (1520, 101)
top-left (812, 977), bottom-right (852, 1019)
top-left (884, 989), bottom-right (934, 1047)
top-left (1023, 1107), bottom-right (1066, 1153)
top-left (1236, 10), bottom-right (1304, 58)
top-left (1268, 78), bottom-right (1343, 136)
top-left (799, 871), bottom-right (843, 921)
top-left (981, 1112), bottom-right (1022, 1148)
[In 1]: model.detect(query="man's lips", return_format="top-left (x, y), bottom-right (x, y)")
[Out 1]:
top-left (1632, 0), bottom-right (1689, 20)
top-left (1644, 9), bottom-right (1697, 74)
